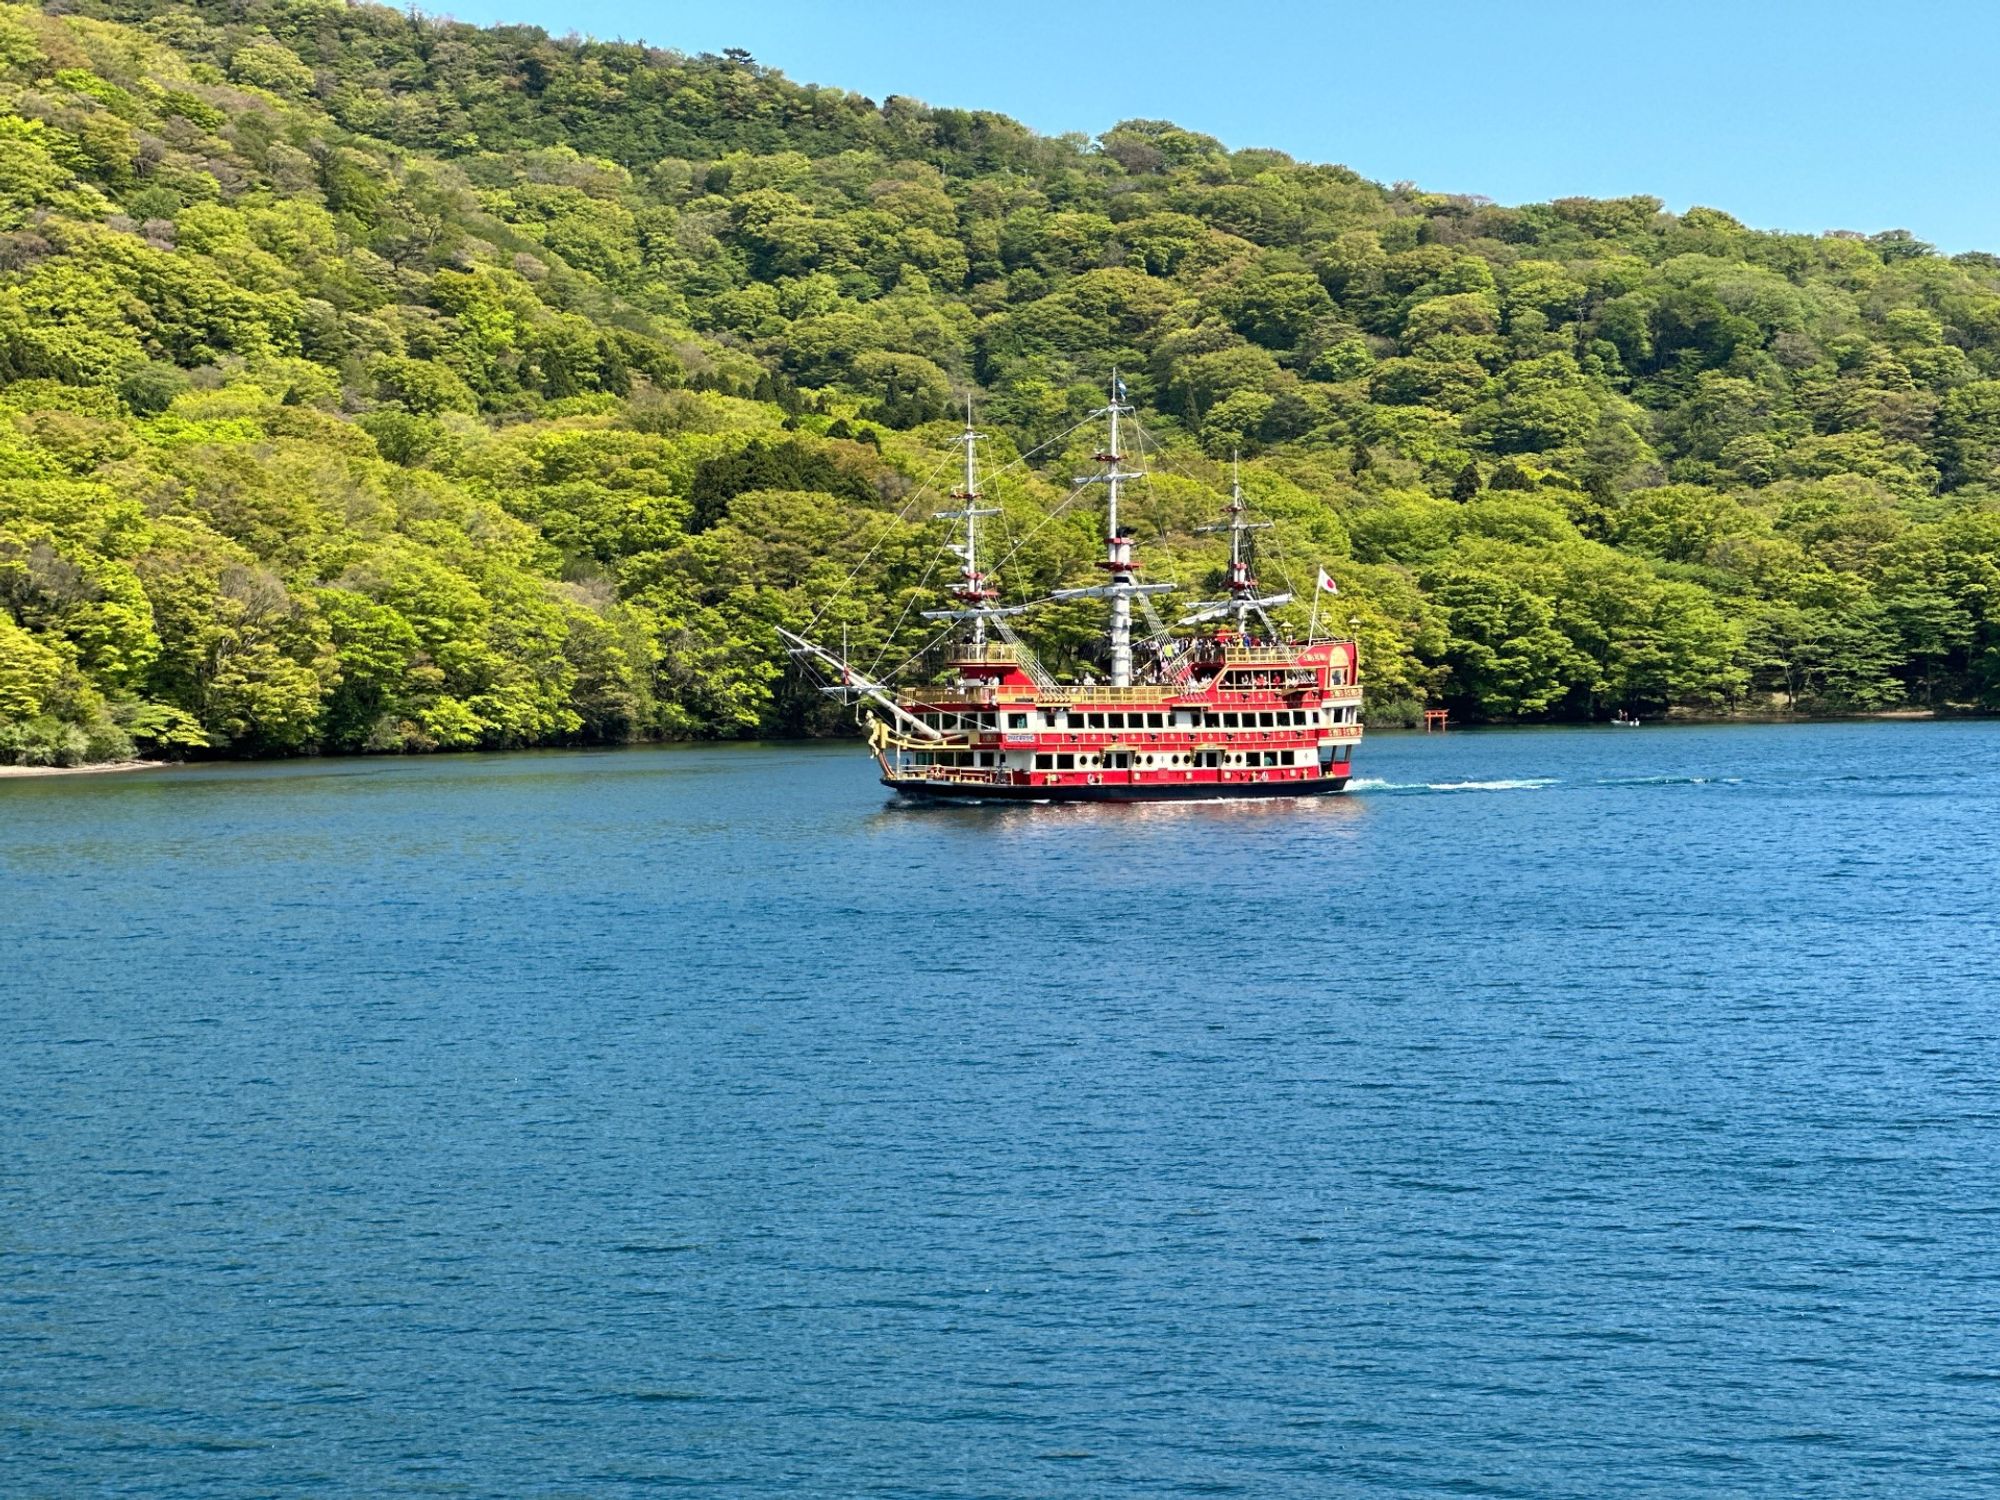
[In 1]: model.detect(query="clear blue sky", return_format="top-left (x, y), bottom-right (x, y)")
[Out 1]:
top-left (437, 0), bottom-right (2000, 253)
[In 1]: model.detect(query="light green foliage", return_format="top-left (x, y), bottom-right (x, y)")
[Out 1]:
top-left (1, 1), bottom-right (1999, 764)
top-left (0, 610), bottom-right (63, 716)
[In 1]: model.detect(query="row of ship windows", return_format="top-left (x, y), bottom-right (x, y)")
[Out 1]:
top-left (920, 707), bottom-right (1359, 732)
top-left (1034, 750), bottom-right (1303, 770)
top-left (913, 749), bottom-right (1343, 770)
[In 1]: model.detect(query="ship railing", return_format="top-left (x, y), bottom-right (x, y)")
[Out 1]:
top-left (1221, 646), bottom-right (1318, 665)
top-left (903, 683), bottom-right (1000, 708)
top-left (895, 763), bottom-right (1006, 785)
top-left (1035, 685), bottom-right (1184, 707)
top-left (909, 681), bottom-right (1365, 711)
top-left (1044, 683), bottom-right (1365, 707)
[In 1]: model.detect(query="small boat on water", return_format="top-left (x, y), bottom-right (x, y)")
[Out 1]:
top-left (780, 383), bottom-right (1364, 803)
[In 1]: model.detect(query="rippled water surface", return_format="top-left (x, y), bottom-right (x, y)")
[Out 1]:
top-left (4, 722), bottom-right (1998, 1497)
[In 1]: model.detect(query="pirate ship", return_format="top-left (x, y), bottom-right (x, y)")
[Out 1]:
top-left (780, 382), bottom-right (1362, 802)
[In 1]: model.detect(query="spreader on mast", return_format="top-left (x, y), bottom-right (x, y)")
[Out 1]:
top-left (1181, 451), bottom-right (1293, 639)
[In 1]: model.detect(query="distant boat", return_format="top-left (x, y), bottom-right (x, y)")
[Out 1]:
top-left (1611, 710), bottom-right (1641, 727)
top-left (780, 382), bottom-right (1362, 802)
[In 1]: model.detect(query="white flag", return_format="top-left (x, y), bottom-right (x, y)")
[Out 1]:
top-left (1316, 567), bottom-right (1340, 595)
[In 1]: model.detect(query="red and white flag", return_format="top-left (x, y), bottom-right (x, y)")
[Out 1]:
top-left (1316, 568), bottom-right (1340, 595)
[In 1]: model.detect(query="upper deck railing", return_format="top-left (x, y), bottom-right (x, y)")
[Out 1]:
top-left (948, 644), bottom-right (1020, 666)
top-left (1220, 646), bottom-right (1315, 666)
top-left (902, 680), bottom-right (1366, 709)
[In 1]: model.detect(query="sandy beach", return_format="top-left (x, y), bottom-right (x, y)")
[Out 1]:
top-left (0, 760), bottom-right (171, 779)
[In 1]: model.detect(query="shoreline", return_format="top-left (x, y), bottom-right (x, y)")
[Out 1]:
top-left (2, 709), bottom-right (1991, 778)
top-left (0, 759), bottom-right (173, 779)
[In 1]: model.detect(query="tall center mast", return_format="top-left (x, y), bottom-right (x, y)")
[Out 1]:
top-left (1104, 382), bottom-right (1133, 684)
top-left (1052, 375), bottom-right (1170, 686)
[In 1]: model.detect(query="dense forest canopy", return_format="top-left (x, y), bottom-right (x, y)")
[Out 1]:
top-left (3, 0), bottom-right (1999, 764)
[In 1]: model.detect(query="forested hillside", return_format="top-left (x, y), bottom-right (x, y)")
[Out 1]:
top-left (3, 0), bottom-right (1999, 764)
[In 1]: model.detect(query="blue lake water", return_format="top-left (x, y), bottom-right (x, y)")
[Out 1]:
top-left (3, 721), bottom-right (1997, 1497)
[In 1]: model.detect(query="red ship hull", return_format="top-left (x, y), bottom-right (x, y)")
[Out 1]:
top-left (886, 773), bottom-right (1350, 803)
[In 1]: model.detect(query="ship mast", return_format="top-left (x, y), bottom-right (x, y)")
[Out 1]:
top-left (933, 396), bottom-right (1001, 650)
top-left (920, 397), bottom-right (1042, 658)
top-left (1104, 381), bottom-right (1134, 684)
top-left (1053, 374), bottom-right (1171, 685)
top-left (1182, 450), bottom-right (1292, 638)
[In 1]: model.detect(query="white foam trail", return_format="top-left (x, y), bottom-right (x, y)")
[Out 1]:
top-left (1347, 776), bottom-right (1558, 793)
top-left (1351, 773), bottom-right (1745, 797)
top-left (1426, 778), bottom-right (1559, 792)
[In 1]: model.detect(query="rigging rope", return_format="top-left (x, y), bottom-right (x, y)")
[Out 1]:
top-left (801, 445), bottom-right (957, 636)
top-left (802, 410), bottom-right (1104, 637)
top-left (871, 478), bottom-right (1096, 688)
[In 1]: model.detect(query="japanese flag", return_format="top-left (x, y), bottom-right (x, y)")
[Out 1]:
top-left (1316, 567), bottom-right (1340, 595)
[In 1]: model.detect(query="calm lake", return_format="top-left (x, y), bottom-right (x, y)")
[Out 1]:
top-left (3, 721), bottom-right (1997, 1497)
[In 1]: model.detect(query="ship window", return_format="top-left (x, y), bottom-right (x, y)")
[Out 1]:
top-left (1086, 713), bottom-right (1103, 729)
top-left (1035, 753), bottom-right (1052, 769)
top-left (1056, 753), bottom-right (1075, 770)
top-left (1223, 713), bottom-right (1238, 728)
top-left (1143, 755), bottom-right (1155, 766)
top-left (1008, 712), bottom-right (1028, 729)
top-left (1147, 713), bottom-right (1164, 728)
top-left (1258, 712), bottom-right (1274, 728)
top-left (1282, 750), bottom-right (1295, 765)
top-left (979, 752), bottom-right (994, 767)
top-left (1107, 712), bottom-right (1125, 729)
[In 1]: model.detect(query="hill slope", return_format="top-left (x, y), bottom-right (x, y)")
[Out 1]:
top-left (2, 0), bottom-right (1998, 764)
